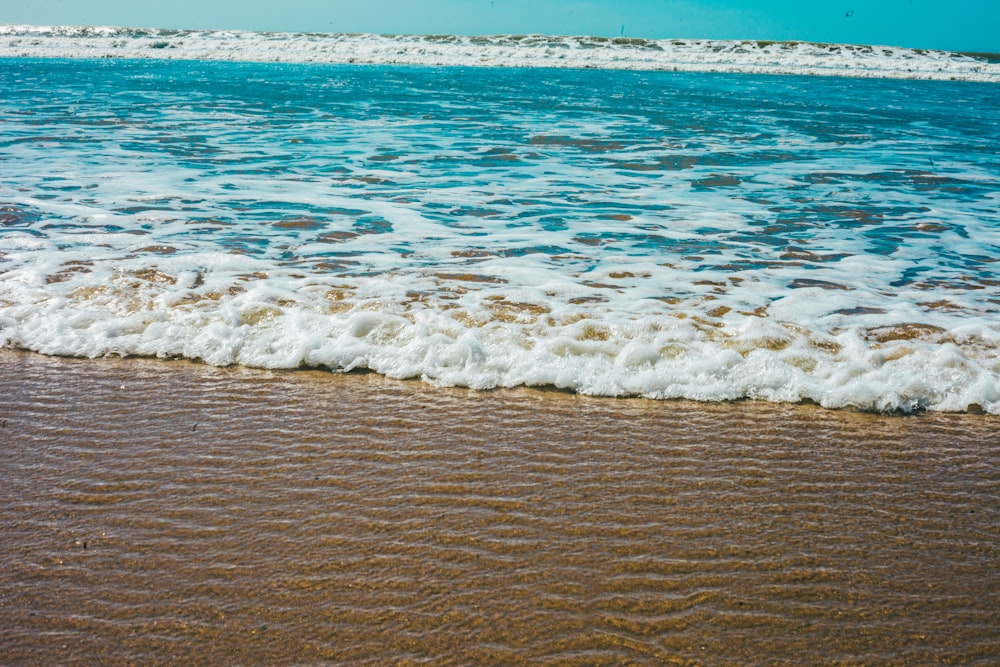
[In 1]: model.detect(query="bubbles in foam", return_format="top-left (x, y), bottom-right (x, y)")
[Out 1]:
top-left (1, 58), bottom-right (999, 413)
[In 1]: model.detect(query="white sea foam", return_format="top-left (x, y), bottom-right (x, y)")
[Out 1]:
top-left (2, 213), bottom-right (998, 415)
top-left (2, 56), bottom-right (998, 413)
top-left (2, 24), bottom-right (999, 82)
top-left (2, 265), bottom-right (998, 414)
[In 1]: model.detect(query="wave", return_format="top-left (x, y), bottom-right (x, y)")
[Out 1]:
top-left (2, 54), bottom-right (998, 415)
top-left (2, 266), bottom-right (998, 415)
top-left (2, 24), bottom-right (999, 81)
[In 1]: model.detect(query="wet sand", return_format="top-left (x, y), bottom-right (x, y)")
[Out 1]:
top-left (1, 349), bottom-right (997, 665)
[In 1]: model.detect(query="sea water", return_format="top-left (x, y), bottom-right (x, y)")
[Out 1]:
top-left (3, 25), bottom-right (1000, 82)
top-left (1, 55), bottom-right (999, 413)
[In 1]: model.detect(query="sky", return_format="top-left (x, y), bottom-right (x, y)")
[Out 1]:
top-left (3, 0), bottom-right (999, 53)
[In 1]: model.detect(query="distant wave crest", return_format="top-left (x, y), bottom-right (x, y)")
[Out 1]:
top-left (2, 24), bottom-right (999, 81)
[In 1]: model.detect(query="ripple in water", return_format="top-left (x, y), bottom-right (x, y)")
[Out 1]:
top-left (1, 60), bottom-right (999, 413)
top-left (1, 352), bottom-right (999, 664)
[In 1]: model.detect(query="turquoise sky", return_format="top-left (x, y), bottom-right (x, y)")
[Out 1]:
top-left (3, 0), bottom-right (998, 52)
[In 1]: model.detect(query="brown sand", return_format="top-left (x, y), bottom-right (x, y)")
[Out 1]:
top-left (1, 349), bottom-right (997, 665)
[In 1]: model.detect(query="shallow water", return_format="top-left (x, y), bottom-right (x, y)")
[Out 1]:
top-left (2, 59), bottom-right (999, 412)
top-left (1, 351), bottom-right (998, 664)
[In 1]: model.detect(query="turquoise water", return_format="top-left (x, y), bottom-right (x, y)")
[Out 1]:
top-left (2, 58), bottom-right (999, 412)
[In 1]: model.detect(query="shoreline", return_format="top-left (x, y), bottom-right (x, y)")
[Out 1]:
top-left (2, 347), bottom-right (997, 417)
top-left (2, 349), bottom-right (997, 663)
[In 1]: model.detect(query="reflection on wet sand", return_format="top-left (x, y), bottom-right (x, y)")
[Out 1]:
top-left (1, 350), bottom-right (997, 665)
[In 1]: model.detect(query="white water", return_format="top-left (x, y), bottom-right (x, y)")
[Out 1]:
top-left (2, 24), bottom-right (999, 82)
top-left (1, 53), bottom-right (998, 414)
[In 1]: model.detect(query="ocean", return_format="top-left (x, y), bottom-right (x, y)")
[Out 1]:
top-left (2, 30), bottom-right (999, 664)
top-left (2, 35), bottom-right (998, 413)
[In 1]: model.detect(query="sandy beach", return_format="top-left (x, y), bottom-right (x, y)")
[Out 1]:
top-left (1, 349), bottom-right (997, 664)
